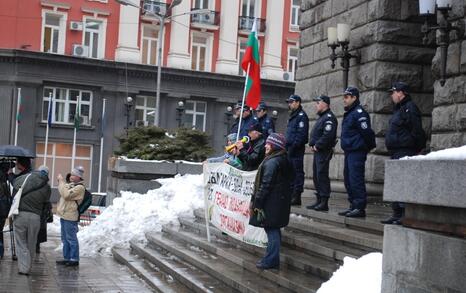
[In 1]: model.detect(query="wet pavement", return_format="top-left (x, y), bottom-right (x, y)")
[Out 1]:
top-left (0, 232), bottom-right (153, 293)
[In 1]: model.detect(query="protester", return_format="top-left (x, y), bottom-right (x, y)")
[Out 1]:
top-left (255, 102), bottom-right (275, 139)
top-left (230, 101), bottom-right (258, 138)
top-left (285, 94), bottom-right (309, 206)
top-left (249, 133), bottom-right (294, 270)
top-left (307, 95), bottom-right (338, 211)
top-left (207, 133), bottom-right (243, 169)
top-left (8, 157), bottom-right (32, 184)
top-left (236, 122), bottom-right (266, 171)
top-left (339, 87), bottom-right (376, 218)
top-left (56, 166), bottom-right (85, 267)
top-left (12, 165), bottom-right (51, 275)
top-left (381, 82), bottom-right (426, 225)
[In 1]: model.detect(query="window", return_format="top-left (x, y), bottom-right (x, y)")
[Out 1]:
top-left (288, 47), bottom-right (298, 81)
top-left (290, 0), bottom-right (300, 28)
top-left (42, 12), bottom-right (66, 54)
top-left (84, 19), bottom-right (105, 59)
top-left (238, 38), bottom-right (247, 75)
top-left (141, 26), bottom-right (159, 65)
top-left (193, 0), bottom-right (209, 9)
top-left (135, 96), bottom-right (156, 126)
top-left (35, 142), bottom-right (93, 188)
top-left (242, 0), bottom-right (256, 17)
top-left (42, 87), bottom-right (93, 126)
top-left (191, 35), bottom-right (208, 71)
top-left (184, 101), bottom-right (207, 131)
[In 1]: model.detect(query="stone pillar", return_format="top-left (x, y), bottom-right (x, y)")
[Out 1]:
top-left (167, 0), bottom-right (191, 70)
top-left (296, 0), bottom-right (435, 196)
top-left (115, 0), bottom-right (141, 63)
top-left (216, 0), bottom-right (240, 75)
top-left (261, 0), bottom-right (285, 80)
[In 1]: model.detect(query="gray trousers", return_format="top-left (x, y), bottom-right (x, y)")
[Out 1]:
top-left (13, 211), bottom-right (40, 274)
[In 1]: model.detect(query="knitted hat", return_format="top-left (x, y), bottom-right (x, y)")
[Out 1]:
top-left (266, 133), bottom-right (286, 151)
top-left (37, 165), bottom-right (49, 176)
top-left (226, 133), bottom-right (237, 142)
top-left (71, 166), bottom-right (84, 179)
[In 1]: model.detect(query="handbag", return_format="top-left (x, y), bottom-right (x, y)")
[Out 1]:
top-left (8, 174), bottom-right (31, 218)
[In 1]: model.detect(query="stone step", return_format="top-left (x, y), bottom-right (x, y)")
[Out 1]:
top-left (177, 217), bottom-right (340, 279)
top-left (129, 240), bottom-right (237, 293)
top-left (113, 247), bottom-right (192, 293)
top-left (145, 232), bottom-right (296, 293)
top-left (158, 226), bottom-right (323, 293)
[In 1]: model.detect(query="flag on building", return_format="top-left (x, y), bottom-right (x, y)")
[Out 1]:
top-left (241, 21), bottom-right (262, 109)
top-left (47, 94), bottom-right (54, 127)
top-left (74, 99), bottom-right (81, 131)
top-left (16, 92), bottom-right (23, 123)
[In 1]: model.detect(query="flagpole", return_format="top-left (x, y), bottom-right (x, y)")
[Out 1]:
top-left (72, 96), bottom-right (79, 170)
top-left (14, 88), bottom-right (21, 146)
top-left (236, 63), bottom-right (251, 141)
top-left (44, 92), bottom-right (53, 166)
top-left (98, 98), bottom-right (106, 193)
top-left (72, 127), bottom-right (77, 170)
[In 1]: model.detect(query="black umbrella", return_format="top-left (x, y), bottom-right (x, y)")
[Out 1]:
top-left (0, 145), bottom-right (35, 158)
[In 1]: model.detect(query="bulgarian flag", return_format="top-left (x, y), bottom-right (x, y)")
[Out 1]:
top-left (74, 98), bottom-right (81, 131)
top-left (241, 21), bottom-right (261, 109)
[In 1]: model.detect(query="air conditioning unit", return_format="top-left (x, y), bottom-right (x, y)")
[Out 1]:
top-left (72, 44), bottom-right (89, 57)
top-left (283, 72), bottom-right (290, 81)
top-left (136, 120), bottom-right (148, 127)
top-left (70, 21), bottom-right (83, 31)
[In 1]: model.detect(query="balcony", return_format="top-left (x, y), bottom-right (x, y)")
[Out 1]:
top-left (142, 0), bottom-right (168, 16)
top-left (191, 9), bottom-right (220, 26)
top-left (238, 16), bottom-right (266, 33)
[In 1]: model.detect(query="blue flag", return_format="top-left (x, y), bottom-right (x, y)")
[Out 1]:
top-left (47, 94), bottom-right (54, 127)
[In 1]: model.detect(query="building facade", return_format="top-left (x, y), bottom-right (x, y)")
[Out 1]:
top-left (0, 0), bottom-right (299, 194)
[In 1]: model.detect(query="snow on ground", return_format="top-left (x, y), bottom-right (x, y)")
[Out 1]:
top-left (75, 174), bottom-right (204, 256)
top-left (401, 145), bottom-right (466, 160)
top-left (317, 252), bottom-right (382, 293)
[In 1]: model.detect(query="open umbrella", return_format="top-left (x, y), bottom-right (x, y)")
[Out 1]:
top-left (0, 145), bottom-right (35, 158)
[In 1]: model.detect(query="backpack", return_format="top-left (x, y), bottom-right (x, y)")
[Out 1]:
top-left (76, 186), bottom-right (92, 215)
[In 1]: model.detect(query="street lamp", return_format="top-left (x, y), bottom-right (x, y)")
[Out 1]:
top-left (224, 105), bottom-right (233, 134)
top-left (116, 0), bottom-right (209, 126)
top-left (271, 110), bottom-right (278, 124)
top-left (124, 96), bottom-right (133, 136)
top-left (176, 100), bottom-right (185, 127)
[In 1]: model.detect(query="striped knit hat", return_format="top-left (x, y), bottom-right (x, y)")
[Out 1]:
top-left (266, 133), bottom-right (286, 151)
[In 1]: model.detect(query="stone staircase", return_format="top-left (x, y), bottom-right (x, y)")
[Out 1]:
top-left (113, 194), bottom-right (389, 293)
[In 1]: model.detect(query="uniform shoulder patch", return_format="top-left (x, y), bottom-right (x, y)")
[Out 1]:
top-left (299, 121), bottom-right (305, 128)
top-left (325, 124), bottom-right (332, 131)
top-left (361, 121), bottom-right (368, 129)
top-left (358, 117), bottom-right (367, 121)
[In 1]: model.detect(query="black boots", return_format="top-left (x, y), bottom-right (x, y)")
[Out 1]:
top-left (313, 198), bottom-right (329, 212)
top-left (345, 209), bottom-right (366, 218)
top-left (306, 198), bottom-right (320, 209)
top-left (290, 192), bottom-right (302, 206)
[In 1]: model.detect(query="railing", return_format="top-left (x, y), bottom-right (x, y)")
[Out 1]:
top-left (191, 9), bottom-right (220, 26)
top-left (142, 0), bottom-right (168, 16)
top-left (238, 16), bottom-right (266, 32)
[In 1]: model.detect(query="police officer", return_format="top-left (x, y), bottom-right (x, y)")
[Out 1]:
top-left (339, 87), bottom-right (376, 218)
top-left (285, 95), bottom-right (309, 206)
top-left (230, 101), bottom-right (258, 139)
top-left (255, 102), bottom-right (275, 139)
top-left (381, 82), bottom-right (425, 225)
top-left (307, 95), bottom-right (338, 212)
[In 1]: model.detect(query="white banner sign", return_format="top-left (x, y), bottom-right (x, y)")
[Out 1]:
top-left (204, 163), bottom-right (267, 247)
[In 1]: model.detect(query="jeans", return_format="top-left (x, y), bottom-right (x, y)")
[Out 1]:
top-left (262, 228), bottom-right (281, 267)
top-left (60, 218), bottom-right (79, 261)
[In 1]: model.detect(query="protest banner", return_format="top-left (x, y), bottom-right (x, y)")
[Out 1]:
top-left (204, 163), bottom-right (267, 247)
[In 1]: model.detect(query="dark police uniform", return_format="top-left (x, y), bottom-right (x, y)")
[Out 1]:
top-left (340, 95), bottom-right (376, 217)
top-left (285, 103), bottom-right (309, 203)
top-left (308, 108), bottom-right (338, 209)
top-left (230, 113), bottom-right (258, 139)
top-left (257, 114), bottom-right (275, 139)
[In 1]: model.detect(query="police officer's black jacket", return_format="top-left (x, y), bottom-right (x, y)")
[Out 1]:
top-left (341, 100), bottom-right (376, 152)
top-left (309, 108), bottom-right (338, 151)
top-left (230, 114), bottom-right (258, 138)
top-left (257, 114), bottom-right (275, 138)
top-left (285, 105), bottom-right (309, 156)
top-left (238, 136), bottom-right (266, 171)
top-left (385, 95), bottom-right (424, 153)
top-left (250, 151), bottom-right (294, 228)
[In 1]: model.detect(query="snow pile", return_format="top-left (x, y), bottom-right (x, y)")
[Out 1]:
top-left (77, 174), bottom-right (204, 256)
top-left (317, 253), bottom-right (382, 293)
top-left (401, 145), bottom-right (466, 160)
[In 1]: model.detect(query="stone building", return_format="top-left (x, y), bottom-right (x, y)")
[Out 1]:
top-left (296, 0), bottom-right (466, 196)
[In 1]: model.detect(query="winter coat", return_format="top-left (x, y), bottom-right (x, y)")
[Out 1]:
top-left (230, 114), bottom-right (259, 139)
top-left (250, 151), bottom-right (294, 228)
top-left (385, 96), bottom-right (425, 154)
top-left (57, 180), bottom-right (85, 222)
top-left (238, 136), bottom-right (266, 171)
top-left (309, 108), bottom-right (338, 151)
top-left (341, 100), bottom-right (376, 152)
top-left (257, 114), bottom-right (275, 139)
top-left (13, 171), bottom-right (51, 217)
top-left (0, 173), bottom-right (11, 219)
top-left (285, 106), bottom-right (309, 157)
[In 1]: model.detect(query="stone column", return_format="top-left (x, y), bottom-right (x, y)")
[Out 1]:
top-left (216, 0), bottom-right (240, 75)
top-left (167, 0), bottom-right (191, 69)
top-left (261, 0), bottom-right (285, 80)
top-left (115, 0), bottom-right (141, 63)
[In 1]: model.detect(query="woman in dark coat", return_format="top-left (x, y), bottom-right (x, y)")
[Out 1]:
top-left (249, 133), bottom-right (294, 270)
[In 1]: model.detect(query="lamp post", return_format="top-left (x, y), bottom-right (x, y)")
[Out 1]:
top-left (124, 96), bottom-right (133, 136)
top-left (176, 100), bottom-right (185, 127)
top-left (271, 110), bottom-right (278, 124)
top-left (327, 23), bottom-right (359, 90)
top-left (419, 0), bottom-right (464, 86)
top-left (224, 105), bottom-right (233, 134)
top-left (116, 0), bottom-right (209, 126)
